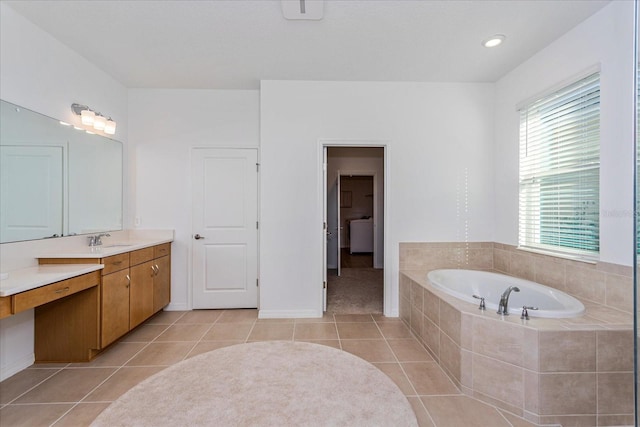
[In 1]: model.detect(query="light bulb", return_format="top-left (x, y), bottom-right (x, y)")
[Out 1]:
top-left (93, 115), bottom-right (106, 130)
top-left (81, 109), bottom-right (95, 125)
top-left (104, 119), bottom-right (116, 135)
top-left (482, 34), bottom-right (506, 48)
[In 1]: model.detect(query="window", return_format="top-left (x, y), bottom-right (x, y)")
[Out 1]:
top-left (519, 72), bottom-right (600, 259)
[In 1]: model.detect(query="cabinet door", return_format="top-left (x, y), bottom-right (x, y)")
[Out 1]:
top-left (153, 255), bottom-right (171, 313)
top-left (101, 269), bottom-right (130, 347)
top-left (129, 261), bottom-right (154, 329)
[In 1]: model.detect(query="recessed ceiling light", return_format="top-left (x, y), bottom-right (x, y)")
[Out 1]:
top-left (482, 34), bottom-right (506, 48)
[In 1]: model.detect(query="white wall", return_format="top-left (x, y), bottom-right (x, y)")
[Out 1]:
top-left (494, 1), bottom-right (635, 266)
top-left (0, 2), bottom-right (128, 380)
top-left (261, 81), bottom-right (495, 317)
top-left (128, 89), bottom-right (260, 310)
top-left (327, 148), bottom-right (384, 268)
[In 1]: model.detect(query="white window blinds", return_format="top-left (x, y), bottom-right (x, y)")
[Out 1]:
top-left (519, 72), bottom-right (600, 258)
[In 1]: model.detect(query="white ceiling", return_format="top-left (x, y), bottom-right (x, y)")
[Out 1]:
top-left (6, 0), bottom-right (610, 89)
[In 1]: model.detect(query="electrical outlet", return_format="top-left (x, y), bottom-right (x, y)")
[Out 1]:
top-left (134, 216), bottom-right (141, 227)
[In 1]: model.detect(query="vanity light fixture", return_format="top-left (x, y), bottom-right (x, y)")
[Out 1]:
top-left (93, 114), bottom-right (107, 131)
top-left (81, 109), bottom-right (95, 125)
top-left (482, 34), bottom-right (506, 48)
top-left (71, 103), bottom-right (117, 135)
top-left (59, 121), bottom-right (71, 126)
top-left (104, 118), bottom-right (116, 135)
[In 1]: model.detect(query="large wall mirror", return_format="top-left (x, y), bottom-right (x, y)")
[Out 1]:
top-left (0, 99), bottom-right (123, 244)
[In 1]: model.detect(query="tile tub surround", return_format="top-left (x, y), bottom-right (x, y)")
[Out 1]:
top-left (399, 242), bottom-right (633, 315)
top-left (400, 271), bottom-right (634, 426)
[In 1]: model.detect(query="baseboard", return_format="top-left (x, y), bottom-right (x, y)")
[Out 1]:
top-left (1, 353), bottom-right (34, 382)
top-left (164, 302), bottom-right (189, 311)
top-left (258, 309), bottom-right (322, 319)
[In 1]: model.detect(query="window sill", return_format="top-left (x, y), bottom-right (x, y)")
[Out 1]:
top-left (516, 246), bottom-right (598, 265)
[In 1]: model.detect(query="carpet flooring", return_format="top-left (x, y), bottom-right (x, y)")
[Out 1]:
top-left (327, 268), bottom-right (383, 314)
top-left (91, 341), bottom-right (417, 427)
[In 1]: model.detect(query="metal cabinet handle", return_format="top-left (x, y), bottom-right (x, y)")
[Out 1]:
top-left (126, 274), bottom-right (131, 288)
top-left (54, 287), bottom-right (70, 294)
top-left (194, 234), bottom-right (205, 240)
top-left (154, 264), bottom-right (160, 275)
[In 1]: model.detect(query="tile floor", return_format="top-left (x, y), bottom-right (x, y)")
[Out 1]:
top-left (0, 309), bottom-right (539, 427)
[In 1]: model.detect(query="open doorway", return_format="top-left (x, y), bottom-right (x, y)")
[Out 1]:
top-left (324, 147), bottom-right (384, 314)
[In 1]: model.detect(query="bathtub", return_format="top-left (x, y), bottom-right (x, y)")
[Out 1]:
top-left (426, 269), bottom-right (585, 318)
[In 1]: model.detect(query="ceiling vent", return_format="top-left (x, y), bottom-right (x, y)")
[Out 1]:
top-left (281, 0), bottom-right (324, 20)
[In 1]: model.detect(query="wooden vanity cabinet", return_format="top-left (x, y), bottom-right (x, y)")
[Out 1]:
top-left (39, 243), bottom-right (171, 351)
top-left (101, 268), bottom-right (131, 347)
top-left (129, 249), bottom-right (155, 329)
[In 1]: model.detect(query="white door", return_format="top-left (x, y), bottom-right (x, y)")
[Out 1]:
top-left (192, 148), bottom-right (258, 309)
top-left (0, 145), bottom-right (63, 242)
top-left (322, 147), bottom-right (328, 311)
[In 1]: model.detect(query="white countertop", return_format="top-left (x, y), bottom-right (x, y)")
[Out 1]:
top-left (0, 264), bottom-right (104, 297)
top-left (36, 238), bottom-right (173, 259)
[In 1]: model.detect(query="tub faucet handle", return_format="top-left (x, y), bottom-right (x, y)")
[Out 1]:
top-left (472, 295), bottom-right (486, 311)
top-left (520, 306), bottom-right (538, 320)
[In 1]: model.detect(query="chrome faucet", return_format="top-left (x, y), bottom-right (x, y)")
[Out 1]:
top-left (88, 233), bottom-right (110, 247)
top-left (497, 286), bottom-right (520, 315)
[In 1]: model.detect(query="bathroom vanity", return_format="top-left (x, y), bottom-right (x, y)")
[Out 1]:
top-left (0, 237), bottom-right (172, 363)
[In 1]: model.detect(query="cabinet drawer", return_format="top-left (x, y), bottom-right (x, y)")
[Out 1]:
top-left (0, 297), bottom-right (11, 319)
top-left (102, 253), bottom-right (129, 275)
top-left (154, 243), bottom-right (171, 258)
top-left (130, 247), bottom-right (154, 266)
top-left (13, 271), bottom-right (100, 314)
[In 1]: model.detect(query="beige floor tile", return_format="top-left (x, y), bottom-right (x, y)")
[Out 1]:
top-left (255, 318), bottom-right (295, 324)
top-left (53, 402), bottom-right (111, 427)
top-left (186, 341), bottom-right (244, 358)
top-left (216, 309), bottom-right (258, 323)
top-left (336, 322), bottom-right (382, 339)
top-left (341, 340), bottom-right (396, 363)
top-left (372, 314), bottom-right (403, 323)
top-left (377, 321), bottom-right (414, 338)
top-left (144, 310), bottom-right (187, 324)
top-left (154, 324), bottom-right (211, 342)
top-left (387, 339), bottom-right (434, 362)
top-left (125, 342), bottom-right (194, 366)
top-left (498, 410), bottom-right (539, 427)
top-left (15, 368), bottom-right (116, 403)
top-left (421, 395), bottom-right (511, 427)
top-left (407, 396), bottom-right (436, 427)
top-left (201, 323), bottom-right (253, 341)
top-left (294, 339), bottom-right (341, 349)
top-left (247, 323), bottom-right (294, 341)
top-left (373, 363), bottom-right (416, 396)
top-left (294, 323), bottom-right (338, 340)
top-left (401, 362), bottom-right (460, 395)
top-left (294, 314), bottom-right (335, 323)
top-left (0, 368), bottom-right (61, 404)
top-left (27, 363), bottom-right (69, 370)
top-left (119, 324), bottom-right (169, 342)
top-left (84, 367), bottom-right (164, 402)
top-left (0, 403), bottom-right (74, 426)
top-left (69, 342), bottom-right (147, 368)
top-left (175, 310), bottom-right (222, 324)
top-left (334, 314), bottom-right (374, 323)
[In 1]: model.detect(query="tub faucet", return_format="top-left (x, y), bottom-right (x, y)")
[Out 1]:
top-left (497, 286), bottom-right (520, 315)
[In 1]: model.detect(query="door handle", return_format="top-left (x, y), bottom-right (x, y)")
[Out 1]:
top-left (194, 234), bottom-right (205, 240)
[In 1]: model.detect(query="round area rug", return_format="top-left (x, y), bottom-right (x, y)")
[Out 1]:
top-left (91, 341), bottom-right (417, 427)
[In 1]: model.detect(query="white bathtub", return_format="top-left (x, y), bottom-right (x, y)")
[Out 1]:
top-left (426, 269), bottom-right (585, 318)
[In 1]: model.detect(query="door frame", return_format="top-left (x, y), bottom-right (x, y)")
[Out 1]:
top-left (318, 139), bottom-right (390, 316)
top-left (188, 145), bottom-right (260, 311)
